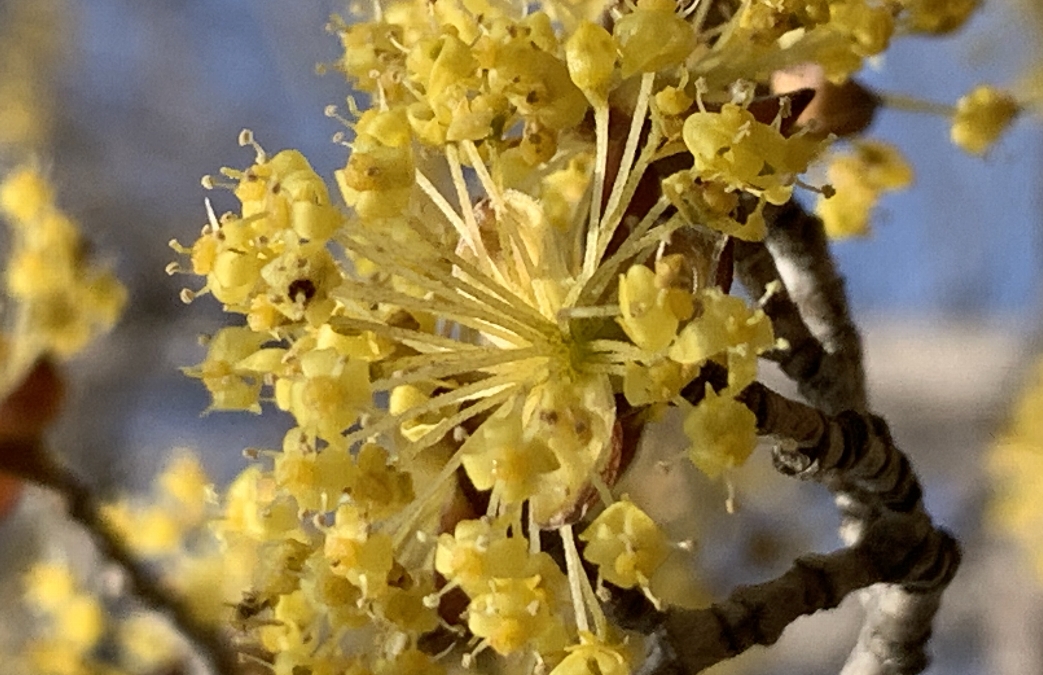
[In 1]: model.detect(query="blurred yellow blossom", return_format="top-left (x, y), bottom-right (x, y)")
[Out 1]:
top-left (951, 85), bottom-right (1020, 155)
top-left (817, 140), bottom-right (913, 239)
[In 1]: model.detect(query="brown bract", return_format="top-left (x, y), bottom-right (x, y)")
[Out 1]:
top-left (0, 358), bottom-right (65, 517)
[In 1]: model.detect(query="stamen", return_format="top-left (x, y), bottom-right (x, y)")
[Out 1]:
top-left (400, 385), bottom-right (519, 456)
top-left (200, 175), bottom-right (236, 191)
top-left (341, 373), bottom-right (522, 452)
top-left (445, 144), bottom-right (490, 262)
top-left (558, 305), bottom-right (619, 320)
top-left (324, 104), bottom-right (355, 129)
top-left (444, 251), bottom-right (552, 331)
top-left (349, 227), bottom-right (551, 340)
top-left (460, 142), bottom-right (539, 289)
top-left (416, 168), bottom-right (481, 254)
top-left (390, 430), bottom-right (487, 549)
top-left (238, 129), bottom-right (268, 164)
top-left (879, 92), bottom-right (955, 117)
top-left (691, 0), bottom-right (712, 32)
top-left (333, 279), bottom-right (532, 346)
top-left (528, 506), bottom-right (540, 555)
top-left (372, 346), bottom-right (542, 389)
top-left (560, 524), bottom-right (591, 634)
top-left (694, 77), bottom-right (708, 113)
top-left (461, 141), bottom-right (504, 213)
top-left (598, 73), bottom-right (656, 262)
top-left (578, 204), bottom-right (679, 304)
top-left (582, 105), bottom-right (611, 278)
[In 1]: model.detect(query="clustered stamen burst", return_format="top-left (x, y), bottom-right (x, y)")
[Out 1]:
top-left (157, 0), bottom-right (1015, 672)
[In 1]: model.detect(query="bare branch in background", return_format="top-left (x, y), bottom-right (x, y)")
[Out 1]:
top-left (0, 438), bottom-right (239, 675)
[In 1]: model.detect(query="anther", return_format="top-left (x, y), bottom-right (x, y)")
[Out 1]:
top-left (238, 128), bottom-right (268, 164)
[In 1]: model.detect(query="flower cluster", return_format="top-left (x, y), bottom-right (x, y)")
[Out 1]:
top-left (21, 561), bottom-right (183, 675)
top-left (0, 167), bottom-right (126, 397)
top-left (816, 139), bottom-right (913, 239)
top-left (157, 0), bottom-right (1020, 671)
top-left (5, 0), bottom-right (1027, 672)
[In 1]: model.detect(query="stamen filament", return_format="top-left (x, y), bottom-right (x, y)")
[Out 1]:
top-left (339, 373), bottom-right (524, 450)
top-left (347, 236), bottom-right (552, 341)
top-left (333, 281), bottom-right (533, 346)
top-left (328, 316), bottom-right (490, 352)
top-left (372, 346), bottom-right (543, 389)
top-left (416, 169), bottom-right (480, 253)
top-left (461, 143), bottom-right (540, 289)
top-left (445, 144), bottom-right (494, 264)
top-left (599, 73), bottom-right (655, 256)
top-left (582, 105), bottom-right (612, 278)
top-left (560, 524), bottom-right (591, 634)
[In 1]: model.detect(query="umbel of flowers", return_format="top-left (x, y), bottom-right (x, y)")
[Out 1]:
top-left (158, 0), bottom-right (1015, 672)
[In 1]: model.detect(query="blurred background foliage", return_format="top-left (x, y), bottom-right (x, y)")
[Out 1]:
top-left (2, 0), bottom-right (1043, 673)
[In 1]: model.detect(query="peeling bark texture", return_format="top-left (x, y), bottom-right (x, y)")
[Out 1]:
top-left (759, 199), bottom-right (867, 415)
top-left (733, 238), bottom-right (828, 386)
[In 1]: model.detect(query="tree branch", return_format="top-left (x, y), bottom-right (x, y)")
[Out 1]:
top-left (618, 378), bottom-right (959, 674)
top-left (759, 200), bottom-right (867, 415)
top-left (742, 383), bottom-right (960, 674)
top-left (1, 441), bottom-right (240, 675)
top-left (751, 202), bottom-right (963, 675)
top-left (733, 238), bottom-right (829, 387)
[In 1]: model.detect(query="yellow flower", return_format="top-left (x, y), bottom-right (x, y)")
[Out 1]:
top-left (1, 167), bottom-right (126, 360)
top-left (684, 385), bottom-right (758, 479)
top-left (683, 104), bottom-right (822, 205)
top-left (617, 264), bottom-right (692, 353)
top-left (623, 357), bottom-right (690, 406)
top-left (24, 562), bottom-right (77, 612)
top-left (579, 499), bottom-right (669, 591)
top-left (550, 633), bottom-right (632, 675)
top-left (817, 140), bottom-right (913, 239)
top-left (434, 518), bottom-right (539, 596)
top-left (118, 613), bottom-right (180, 672)
top-left (613, 0), bottom-right (696, 78)
top-left (158, 450), bottom-right (212, 523)
top-left (951, 85), bottom-right (1020, 155)
top-left (668, 288), bottom-right (774, 378)
top-left (274, 347), bottom-right (372, 440)
top-left (102, 501), bottom-right (184, 556)
top-left (0, 166), bottom-right (53, 223)
top-left (899, 0), bottom-right (979, 34)
top-left (324, 505), bottom-right (395, 599)
top-left (188, 326), bottom-right (270, 413)
top-left (467, 576), bottom-right (566, 655)
top-left (565, 21), bottom-right (617, 103)
top-left (461, 404), bottom-right (561, 505)
top-left (56, 596), bottom-right (106, 652)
